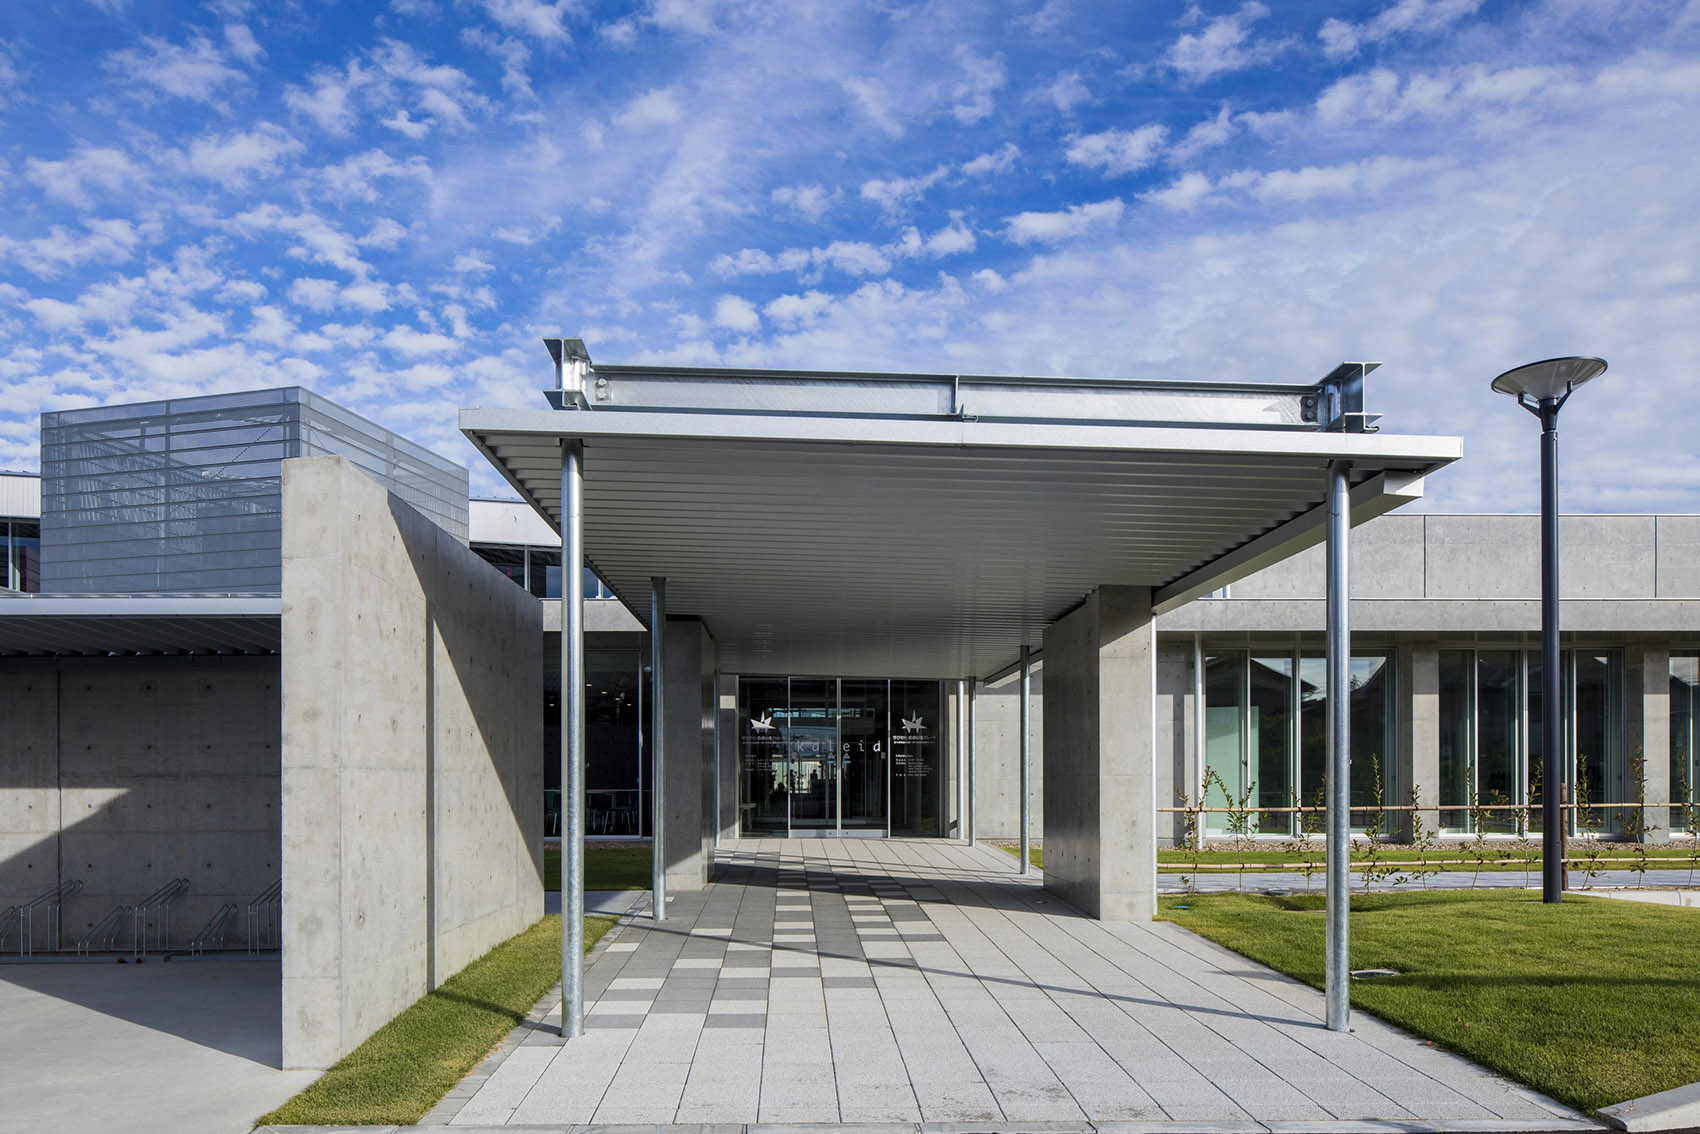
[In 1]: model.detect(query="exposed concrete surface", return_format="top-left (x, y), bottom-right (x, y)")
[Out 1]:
top-left (281, 456), bottom-right (542, 1069)
top-left (1043, 586), bottom-right (1157, 921)
top-left (660, 619), bottom-right (715, 893)
top-left (972, 661), bottom-right (1044, 842)
top-left (1600, 1078), bottom-right (1700, 1131)
top-left (0, 658), bottom-right (281, 951)
top-left (0, 960), bottom-right (316, 1134)
top-left (1585, 888), bottom-right (1700, 908)
top-left (440, 839), bottom-right (1584, 1130)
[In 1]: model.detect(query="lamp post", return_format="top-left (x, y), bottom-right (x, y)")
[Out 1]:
top-left (1490, 356), bottom-right (1607, 904)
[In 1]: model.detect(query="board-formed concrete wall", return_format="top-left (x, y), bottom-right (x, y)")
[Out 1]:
top-left (281, 456), bottom-right (542, 1070)
top-left (0, 659), bottom-right (280, 950)
top-left (970, 664), bottom-right (1044, 841)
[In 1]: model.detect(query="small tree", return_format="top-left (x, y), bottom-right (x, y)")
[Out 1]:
top-left (1175, 786), bottom-right (1204, 894)
top-left (1675, 772), bottom-right (1700, 888)
top-left (1515, 766), bottom-right (1540, 889)
top-left (1294, 786), bottom-right (1326, 893)
top-left (1620, 747), bottom-right (1658, 889)
top-left (1407, 785), bottom-right (1438, 889)
top-left (1466, 785), bottom-right (1494, 889)
top-left (1203, 766), bottom-right (1257, 892)
top-left (1572, 769), bottom-right (1605, 888)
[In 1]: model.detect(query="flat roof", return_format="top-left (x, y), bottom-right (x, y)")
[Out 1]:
top-left (463, 350), bottom-right (1462, 679)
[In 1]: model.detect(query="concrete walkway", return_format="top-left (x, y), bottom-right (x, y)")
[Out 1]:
top-left (0, 959), bottom-right (316, 1134)
top-left (441, 839), bottom-right (1589, 1130)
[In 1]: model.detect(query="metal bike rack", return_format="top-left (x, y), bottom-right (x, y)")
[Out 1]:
top-left (131, 879), bottom-right (190, 958)
top-left (246, 879), bottom-right (282, 954)
top-left (189, 904), bottom-right (239, 955)
top-left (76, 905), bottom-right (134, 957)
top-left (8, 881), bottom-right (83, 957)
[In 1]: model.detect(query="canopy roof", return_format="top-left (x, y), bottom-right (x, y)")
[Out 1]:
top-left (0, 595), bottom-right (281, 657)
top-left (463, 349), bottom-right (1461, 679)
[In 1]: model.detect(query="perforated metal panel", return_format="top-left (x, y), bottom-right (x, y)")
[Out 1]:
top-left (40, 388), bottom-right (468, 594)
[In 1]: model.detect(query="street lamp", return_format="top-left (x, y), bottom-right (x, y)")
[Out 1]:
top-left (1490, 356), bottom-right (1607, 904)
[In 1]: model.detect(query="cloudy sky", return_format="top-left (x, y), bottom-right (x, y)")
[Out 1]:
top-left (2, 0), bottom-right (1697, 509)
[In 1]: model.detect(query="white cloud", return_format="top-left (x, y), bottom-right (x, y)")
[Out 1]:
top-left (286, 65), bottom-right (369, 134)
top-left (2, 219), bottom-right (147, 276)
top-left (763, 290), bottom-right (833, 325)
top-left (843, 77), bottom-right (902, 137)
top-left (961, 143), bottom-right (1019, 177)
top-left (1320, 0), bottom-right (1484, 60)
top-left (382, 110), bottom-right (433, 138)
top-left (223, 23), bottom-right (264, 64)
top-left (771, 183), bottom-right (835, 221)
top-left (359, 218), bottom-right (409, 249)
top-left (616, 88), bottom-right (684, 129)
top-left (317, 149), bottom-right (431, 203)
top-left (951, 49), bottom-right (1007, 124)
top-left (1145, 170), bottom-right (1215, 211)
top-left (1065, 125), bottom-right (1168, 177)
top-left (1251, 155), bottom-right (1439, 202)
top-left (860, 165), bottom-right (949, 215)
top-left (1165, 2), bottom-right (1287, 82)
top-left (24, 146), bottom-right (139, 208)
top-left (288, 277), bottom-right (340, 311)
top-left (970, 268), bottom-right (1006, 291)
top-left (1046, 71), bottom-right (1092, 114)
top-left (184, 125), bottom-right (303, 188)
top-left (384, 325), bottom-right (461, 357)
top-left (481, 0), bottom-right (573, 42)
top-left (104, 35), bottom-right (245, 103)
top-left (1169, 103), bottom-right (1236, 163)
top-left (600, 18), bottom-right (638, 46)
top-left (713, 294), bottom-right (760, 332)
top-left (1003, 199), bottom-right (1125, 245)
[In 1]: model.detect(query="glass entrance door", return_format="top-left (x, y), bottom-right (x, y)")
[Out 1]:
top-left (839, 680), bottom-right (890, 833)
top-left (785, 679), bottom-right (837, 833)
top-left (738, 677), bottom-right (920, 836)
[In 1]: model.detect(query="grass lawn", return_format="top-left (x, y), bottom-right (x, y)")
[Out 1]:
top-left (543, 844), bottom-right (652, 891)
top-left (992, 842), bottom-right (1043, 868)
top-left (1156, 843), bottom-right (1700, 876)
top-left (255, 913), bottom-right (616, 1127)
top-left (1159, 891), bottom-right (1700, 1114)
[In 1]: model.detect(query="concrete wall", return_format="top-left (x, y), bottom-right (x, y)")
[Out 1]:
top-left (0, 659), bottom-right (280, 950)
top-left (281, 456), bottom-right (541, 1070)
top-left (969, 664), bottom-right (1044, 841)
top-left (1042, 586), bottom-right (1156, 922)
top-left (660, 618), bottom-right (715, 893)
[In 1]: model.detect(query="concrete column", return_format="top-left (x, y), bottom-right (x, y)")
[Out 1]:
top-left (716, 673), bottom-right (739, 842)
top-left (1405, 644), bottom-right (1440, 840)
top-left (1626, 642), bottom-right (1672, 842)
top-left (662, 619), bottom-right (716, 890)
top-left (1041, 585), bottom-right (1156, 921)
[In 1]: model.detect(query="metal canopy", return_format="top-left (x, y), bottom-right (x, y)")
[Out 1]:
top-left (463, 355), bottom-right (1460, 679)
top-left (0, 595), bottom-right (281, 657)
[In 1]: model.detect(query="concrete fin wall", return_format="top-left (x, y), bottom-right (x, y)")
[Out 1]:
top-left (1041, 586), bottom-right (1157, 922)
top-left (661, 618), bottom-right (715, 892)
top-left (281, 456), bottom-right (542, 1071)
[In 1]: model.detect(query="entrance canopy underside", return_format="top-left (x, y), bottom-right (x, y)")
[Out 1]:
top-left (463, 358), bottom-right (1461, 679)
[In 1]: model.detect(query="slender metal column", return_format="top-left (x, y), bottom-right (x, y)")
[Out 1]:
top-left (1020, 645), bottom-right (1032, 876)
top-left (957, 680), bottom-right (968, 840)
top-left (966, 680), bottom-right (977, 846)
top-left (561, 441), bottom-right (586, 1039)
top-left (650, 577), bottom-right (667, 921)
top-left (1540, 400), bottom-right (1565, 902)
top-left (1324, 460), bottom-right (1351, 1032)
top-left (712, 669), bottom-right (722, 851)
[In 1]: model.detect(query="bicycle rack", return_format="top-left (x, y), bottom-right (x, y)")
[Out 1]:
top-left (76, 905), bottom-right (134, 956)
top-left (11, 880), bottom-right (82, 956)
top-left (246, 879), bottom-right (282, 954)
top-left (189, 904), bottom-right (239, 955)
top-left (131, 878), bottom-right (190, 958)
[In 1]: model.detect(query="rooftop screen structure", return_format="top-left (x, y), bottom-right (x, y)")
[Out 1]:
top-left (40, 387), bottom-right (468, 595)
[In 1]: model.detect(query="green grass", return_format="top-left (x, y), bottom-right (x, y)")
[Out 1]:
top-left (255, 914), bottom-right (616, 1127)
top-left (1158, 891), bottom-right (1700, 1114)
top-left (1155, 844), bottom-right (1700, 874)
top-left (544, 845), bottom-right (652, 891)
top-left (992, 842), bottom-right (1043, 868)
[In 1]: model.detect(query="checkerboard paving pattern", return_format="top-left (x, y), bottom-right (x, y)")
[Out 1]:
top-left (447, 838), bottom-right (1586, 1128)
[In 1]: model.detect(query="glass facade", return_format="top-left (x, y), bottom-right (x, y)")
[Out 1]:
top-left (39, 387), bottom-right (468, 594)
top-left (1435, 648), bottom-right (1623, 835)
top-left (542, 642), bottom-right (654, 838)
top-left (470, 543), bottom-right (614, 600)
top-left (737, 676), bottom-right (944, 837)
top-left (2, 518), bottom-right (41, 591)
top-left (1203, 651), bottom-right (1394, 835)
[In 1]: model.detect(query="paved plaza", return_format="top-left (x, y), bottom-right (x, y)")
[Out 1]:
top-left (441, 839), bottom-right (1591, 1130)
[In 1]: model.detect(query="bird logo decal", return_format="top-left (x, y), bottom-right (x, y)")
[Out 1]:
top-left (901, 713), bottom-right (925, 733)
top-left (750, 713), bottom-right (776, 732)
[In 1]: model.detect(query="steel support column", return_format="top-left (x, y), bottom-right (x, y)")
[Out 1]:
top-left (966, 680), bottom-right (977, 846)
top-left (957, 680), bottom-right (968, 840)
top-left (650, 577), bottom-right (667, 921)
top-left (560, 441), bottom-right (586, 1039)
top-left (1019, 645), bottom-right (1032, 876)
top-left (1324, 460), bottom-right (1351, 1032)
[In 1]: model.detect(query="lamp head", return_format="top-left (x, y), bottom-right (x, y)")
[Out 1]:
top-left (1490, 356), bottom-right (1607, 404)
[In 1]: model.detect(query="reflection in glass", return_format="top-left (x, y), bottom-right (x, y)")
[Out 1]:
top-left (1478, 652), bottom-right (1520, 832)
top-left (1673, 656), bottom-right (1699, 832)
top-left (890, 680), bottom-right (943, 835)
top-left (1203, 653), bottom-right (1245, 834)
top-left (1438, 651), bottom-right (1473, 829)
top-left (1250, 656), bottom-right (1294, 834)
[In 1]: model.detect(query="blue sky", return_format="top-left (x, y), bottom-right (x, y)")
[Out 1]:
top-left (2, 0), bottom-right (1697, 509)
